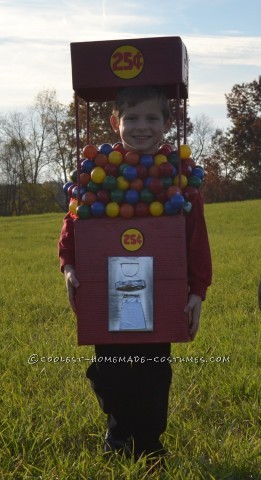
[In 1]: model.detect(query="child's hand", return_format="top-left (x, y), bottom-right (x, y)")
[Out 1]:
top-left (63, 265), bottom-right (80, 314)
top-left (184, 294), bottom-right (202, 340)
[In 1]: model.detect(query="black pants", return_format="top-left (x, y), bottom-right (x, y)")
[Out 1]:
top-left (86, 343), bottom-right (172, 454)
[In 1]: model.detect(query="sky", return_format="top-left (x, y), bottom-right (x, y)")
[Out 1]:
top-left (0, 0), bottom-right (260, 129)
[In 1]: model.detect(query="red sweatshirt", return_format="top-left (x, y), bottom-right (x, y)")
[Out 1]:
top-left (58, 193), bottom-right (212, 300)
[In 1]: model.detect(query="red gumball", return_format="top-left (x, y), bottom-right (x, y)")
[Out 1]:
top-left (94, 153), bottom-right (108, 167)
top-left (136, 165), bottom-right (148, 180)
top-left (82, 191), bottom-right (97, 205)
top-left (149, 165), bottom-right (160, 177)
top-left (185, 157), bottom-right (196, 169)
top-left (80, 172), bottom-right (91, 186)
top-left (82, 144), bottom-right (98, 159)
top-left (183, 186), bottom-right (199, 201)
top-left (104, 163), bottom-right (118, 177)
top-left (135, 202), bottom-right (150, 217)
top-left (96, 189), bottom-right (111, 204)
top-left (158, 162), bottom-right (174, 177)
top-left (167, 185), bottom-right (182, 199)
top-left (148, 178), bottom-right (164, 194)
top-left (124, 151), bottom-right (140, 165)
top-left (130, 178), bottom-right (144, 191)
top-left (181, 161), bottom-right (193, 177)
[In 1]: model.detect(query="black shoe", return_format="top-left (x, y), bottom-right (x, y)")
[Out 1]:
top-left (103, 430), bottom-right (132, 457)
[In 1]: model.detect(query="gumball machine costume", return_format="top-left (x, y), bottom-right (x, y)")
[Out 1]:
top-left (67, 37), bottom-right (205, 345)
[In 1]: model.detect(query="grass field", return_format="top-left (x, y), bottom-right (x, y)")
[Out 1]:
top-left (0, 200), bottom-right (260, 480)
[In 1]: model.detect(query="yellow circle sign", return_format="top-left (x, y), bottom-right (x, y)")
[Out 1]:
top-left (110, 45), bottom-right (144, 79)
top-left (121, 228), bottom-right (144, 251)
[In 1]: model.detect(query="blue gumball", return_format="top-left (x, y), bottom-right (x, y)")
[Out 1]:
top-left (81, 159), bottom-right (94, 173)
top-left (91, 201), bottom-right (105, 217)
top-left (170, 193), bottom-right (185, 209)
top-left (99, 143), bottom-right (113, 156)
top-left (140, 155), bottom-right (154, 168)
top-left (123, 166), bottom-right (137, 181)
top-left (164, 200), bottom-right (179, 216)
top-left (125, 189), bottom-right (139, 204)
top-left (63, 181), bottom-right (74, 194)
top-left (192, 166), bottom-right (205, 180)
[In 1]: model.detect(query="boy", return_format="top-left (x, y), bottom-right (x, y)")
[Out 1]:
top-left (58, 86), bottom-right (212, 460)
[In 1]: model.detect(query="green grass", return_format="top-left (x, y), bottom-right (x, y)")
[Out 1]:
top-left (0, 201), bottom-right (260, 480)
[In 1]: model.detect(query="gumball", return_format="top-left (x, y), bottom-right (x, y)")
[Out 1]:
top-left (120, 203), bottom-right (134, 218)
top-left (82, 144), bottom-right (98, 159)
top-left (72, 186), bottom-right (87, 199)
top-left (158, 162), bottom-right (174, 177)
top-left (149, 165), bottom-right (160, 177)
top-left (63, 181), bottom-right (74, 194)
top-left (77, 204), bottom-right (91, 219)
top-left (96, 189), bottom-right (111, 204)
top-left (170, 193), bottom-right (185, 209)
top-left (94, 153), bottom-right (108, 167)
top-left (130, 178), bottom-right (144, 191)
top-left (118, 163), bottom-right (129, 175)
top-left (67, 183), bottom-right (76, 197)
top-left (125, 189), bottom-right (139, 204)
top-left (87, 181), bottom-right (100, 194)
top-left (180, 144), bottom-right (191, 159)
top-left (183, 186), bottom-right (199, 201)
top-left (166, 185), bottom-right (182, 199)
top-left (185, 157), bottom-right (196, 169)
top-left (104, 163), bottom-right (118, 177)
top-left (124, 151), bottom-right (140, 166)
top-left (103, 175), bottom-right (117, 191)
top-left (123, 166), bottom-right (137, 181)
top-left (158, 144), bottom-right (173, 155)
top-left (136, 165), bottom-right (148, 180)
top-left (69, 169), bottom-right (78, 183)
top-left (108, 150), bottom-right (123, 166)
top-left (164, 200), bottom-right (179, 216)
top-left (91, 201), bottom-right (105, 217)
top-left (81, 159), bottom-right (95, 173)
top-left (140, 155), bottom-right (154, 168)
top-left (162, 176), bottom-right (173, 190)
top-left (180, 161), bottom-right (192, 177)
top-left (69, 199), bottom-right (79, 215)
top-left (154, 154), bottom-right (167, 166)
top-left (106, 202), bottom-right (120, 218)
top-left (155, 190), bottom-right (167, 203)
top-left (149, 201), bottom-right (164, 216)
top-left (140, 189), bottom-right (154, 204)
top-left (173, 174), bottom-right (188, 188)
top-left (117, 176), bottom-right (129, 191)
top-left (135, 202), bottom-right (150, 217)
top-left (183, 201), bottom-right (192, 214)
top-left (80, 172), bottom-right (91, 186)
top-left (168, 151), bottom-right (179, 167)
top-left (193, 166), bottom-right (205, 180)
top-left (110, 189), bottom-right (125, 204)
top-left (91, 166), bottom-right (106, 184)
top-left (81, 192), bottom-right (97, 205)
top-left (188, 176), bottom-right (202, 188)
top-left (99, 143), bottom-right (113, 156)
top-left (113, 142), bottom-right (125, 154)
top-left (148, 178), bottom-right (164, 194)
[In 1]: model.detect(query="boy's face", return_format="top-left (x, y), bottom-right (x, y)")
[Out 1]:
top-left (111, 98), bottom-right (171, 155)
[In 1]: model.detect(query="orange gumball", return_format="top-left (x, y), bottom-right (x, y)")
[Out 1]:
top-left (120, 203), bottom-right (134, 218)
top-left (124, 151), bottom-right (140, 165)
top-left (82, 144), bottom-right (98, 159)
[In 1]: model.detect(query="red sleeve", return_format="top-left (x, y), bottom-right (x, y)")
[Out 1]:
top-left (58, 213), bottom-right (75, 272)
top-left (185, 194), bottom-right (212, 299)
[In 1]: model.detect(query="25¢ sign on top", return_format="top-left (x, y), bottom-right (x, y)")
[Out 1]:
top-left (110, 45), bottom-right (144, 79)
top-left (121, 228), bottom-right (144, 252)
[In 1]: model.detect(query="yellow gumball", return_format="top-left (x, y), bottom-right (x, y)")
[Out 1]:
top-left (117, 176), bottom-right (129, 191)
top-left (173, 174), bottom-right (188, 188)
top-left (108, 150), bottom-right (123, 166)
top-left (91, 166), bottom-right (106, 184)
top-left (149, 201), bottom-right (164, 217)
top-left (180, 144), bottom-right (191, 159)
top-left (106, 202), bottom-right (120, 217)
top-left (154, 154), bottom-right (167, 166)
top-left (69, 199), bottom-right (79, 215)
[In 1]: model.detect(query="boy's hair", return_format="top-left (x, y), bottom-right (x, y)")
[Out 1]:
top-left (113, 86), bottom-right (172, 121)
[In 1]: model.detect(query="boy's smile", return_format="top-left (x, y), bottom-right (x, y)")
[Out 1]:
top-left (111, 99), bottom-right (171, 155)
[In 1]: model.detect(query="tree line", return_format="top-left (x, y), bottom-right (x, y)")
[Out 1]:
top-left (0, 78), bottom-right (260, 216)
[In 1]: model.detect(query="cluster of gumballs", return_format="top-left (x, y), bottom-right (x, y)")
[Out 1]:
top-left (63, 142), bottom-right (204, 219)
